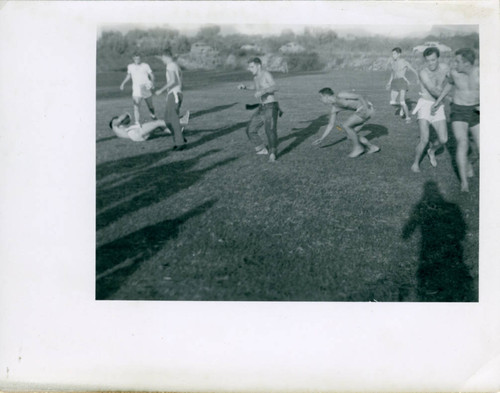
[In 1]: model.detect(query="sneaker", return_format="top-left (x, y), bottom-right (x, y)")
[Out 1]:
top-left (256, 147), bottom-right (269, 155)
top-left (173, 144), bottom-right (186, 151)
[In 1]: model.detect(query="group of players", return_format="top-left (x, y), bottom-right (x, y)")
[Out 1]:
top-left (109, 45), bottom-right (479, 192)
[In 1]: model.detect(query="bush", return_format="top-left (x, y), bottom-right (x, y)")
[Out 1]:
top-left (286, 52), bottom-right (323, 72)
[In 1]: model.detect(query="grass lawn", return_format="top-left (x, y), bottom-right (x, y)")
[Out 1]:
top-left (96, 69), bottom-right (479, 301)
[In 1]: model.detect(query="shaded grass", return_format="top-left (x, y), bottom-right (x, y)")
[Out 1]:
top-left (96, 70), bottom-right (479, 301)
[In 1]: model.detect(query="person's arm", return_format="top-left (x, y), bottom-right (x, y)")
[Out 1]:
top-left (419, 70), bottom-right (442, 99)
top-left (431, 71), bottom-right (455, 112)
top-left (155, 82), bottom-right (168, 95)
top-left (238, 81), bottom-right (256, 90)
top-left (312, 108), bottom-right (338, 146)
top-left (120, 73), bottom-right (131, 90)
top-left (148, 68), bottom-right (155, 89)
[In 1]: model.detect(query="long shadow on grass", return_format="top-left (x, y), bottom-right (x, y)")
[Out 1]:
top-left (183, 121), bottom-right (248, 150)
top-left (96, 150), bottom-right (239, 230)
top-left (190, 102), bottom-right (239, 119)
top-left (402, 181), bottom-right (475, 302)
top-left (278, 114), bottom-right (329, 158)
top-left (320, 123), bottom-right (388, 149)
top-left (96, 199), bottom-right (217, 300)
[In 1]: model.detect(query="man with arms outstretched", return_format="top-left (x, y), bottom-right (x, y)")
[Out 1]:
top-left (432, 48), bottom-right (479, 192)
top-left (312, 88), bottom-right (380, 158)
top-left (411, 46), bottom-right (449, 172)
top-left (386, 47), bottom-right (418, 124)
top-left (238, 57), bottom-right (280, 162)
top-left (120, 53), bottom-right (157, 125)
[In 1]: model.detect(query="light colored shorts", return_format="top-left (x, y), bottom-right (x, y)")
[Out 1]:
top-left (132, 82), bottom-right (153, 99)
top-left (413, 98), bottom-right (446, 123)
top-left (127, 125), bottom-right (147, 142)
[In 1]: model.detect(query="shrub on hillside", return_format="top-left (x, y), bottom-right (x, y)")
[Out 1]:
top-left (286, 52), bottom-right (323, 72)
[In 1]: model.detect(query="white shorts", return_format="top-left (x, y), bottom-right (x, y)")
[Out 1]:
top-left (412, 98), bottom-right (446, 123)
top-left (127, 125), bottom-right (147, 142)
top-left (132, 82), bottom-right (153, 99)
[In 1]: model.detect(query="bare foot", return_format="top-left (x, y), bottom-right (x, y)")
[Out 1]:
top-left (348, 146), bottom-right (365, 158)
top-left (427, 148), bottom-right (437, 167)
top-left (461, 183), bottom-right (470, 192)
top-left (367, 145), bottom-right (380, 154)
top-left (269, 153), bottom-right (276, 162)
top-left (411, 163), bottom-right (420, 173)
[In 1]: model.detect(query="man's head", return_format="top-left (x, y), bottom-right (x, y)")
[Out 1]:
top-left (159, 48), bottom-right (173, 64)
top-left (132, 53), bottom-right (141, 64)
top-left (455, 48), bottom-right (476, 73)
top-left (247, 57), bottom-right (262, 76)
top-left (423, 47), bottom-right (440, 71)
top-left (392, 47), bottom-right (402, 60)
top-left (319, 87), bottom-right (335, 104)
top-left (109, 113), bottom-right (131, 129)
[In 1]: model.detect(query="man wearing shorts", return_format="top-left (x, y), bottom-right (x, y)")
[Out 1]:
top-left (312, 87), bottom-right (380, 158)
top-left (432, 48), bottom-right (479, 192)
top-left (238, 57), bottom-right (280, 162)
top-left (120, 53), bottom-right (157, 125)
top-left (109, 112), bottom-right (190, 142)
top-left (411, 47), bottom-right (449, 173)
top-left (386, 47), bottom-right (418, 124)
top-left (156, 49), bottom-right (186, 150)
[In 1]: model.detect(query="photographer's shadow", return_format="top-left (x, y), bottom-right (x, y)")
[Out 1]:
top-left (402, 181), bottom-right (475, 302)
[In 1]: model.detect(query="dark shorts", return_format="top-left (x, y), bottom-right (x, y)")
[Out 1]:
top-left (450, 103), bottom-right (479, 127)
top-left (391, 78), bottom-right (408, 92)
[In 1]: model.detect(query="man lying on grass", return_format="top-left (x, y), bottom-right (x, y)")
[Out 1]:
top-left (312, 88), bottom-right (380, 158)
top-left (109, 112), bottom-right (189, 142)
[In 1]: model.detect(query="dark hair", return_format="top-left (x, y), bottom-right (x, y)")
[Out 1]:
top-left (109, 116), bottom-right (119, 129)
top-left (248, 57), bottom-right (262, 65)
top-left (319, 87), bottom-right (334, 96)
top-left (455, 48), bottom-right (475, 65)
top-left (162, 48), bottom-right (173, 58)
top-left (392, 47), bottom-right (402, 54)
top-left (423, 47), bottom-right (440, 58)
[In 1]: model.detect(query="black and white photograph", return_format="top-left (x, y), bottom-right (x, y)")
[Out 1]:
top-left (96, 23), bottom-right (480, 302)
top-left (1, 1), bottom-right (500, 391)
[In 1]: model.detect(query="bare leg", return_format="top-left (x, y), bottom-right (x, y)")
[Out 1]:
top-left (133, 97), bottom-right (142, 124)
top-left (426, 120), bottom-right (448, 168)
top-left (343, 115), bottom-right (365, 158)
top-left (412, 119), bottom-right (430, 172)
top-left (139, 120), bottom-right (166, 139)
top-left (354, 124), bottom-right (380, 154)
top-left (468, 123), bottom-right (479, 178)
top-left (400, 90), bottom-right (411, 122)
top-left (452, 121), bottom-right (470, 192)
top-left (144, 96), bottom-right (156, 119)
top-left (390, 90), bottom-right (399, 105)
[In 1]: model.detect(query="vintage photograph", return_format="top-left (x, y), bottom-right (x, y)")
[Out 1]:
top-left (96, 24), bottom-right (480, 302)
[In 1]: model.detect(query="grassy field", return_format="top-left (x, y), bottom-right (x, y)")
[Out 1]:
top-left (96, 69), bottom-right (479, 301)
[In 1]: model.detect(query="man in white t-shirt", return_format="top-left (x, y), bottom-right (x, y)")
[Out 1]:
top-left (120, 53), bottom-right (157, 125)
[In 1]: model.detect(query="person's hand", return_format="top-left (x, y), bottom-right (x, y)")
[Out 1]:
top-left (254, 91), bottom-right (260, 99)
top-left (385, 82), bottom-right (391, 91)
top-left (237, 84), bottom-right (246, 90)
top-left (430, 103), bottom-right (438, 115)
top-left (312, 138), bottom-right (323, 146)
top-left (155, 90), bottom-right (162, 96)
top-left (120, 85), bottom-right (124, 91)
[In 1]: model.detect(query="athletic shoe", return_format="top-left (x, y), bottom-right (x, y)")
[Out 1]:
top-left (256, 147), bottom-right (269, 155)
top-left (173, 144), bottom-right (186, 151)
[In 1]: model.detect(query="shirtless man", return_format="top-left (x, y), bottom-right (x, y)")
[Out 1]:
top-left (432, 48), bottom-right (479, 192)
top-left (156, 49), bottom-right (186, 150)
top-left (238, 57), bottom-right (280, 162)
top-left (312, 87), bottom-right (380, 158)
top-left (120, 53), bottom-right (157, 125)
top-left (411, 47), bottom-right (449, 173)
top-left (109, 112), bottom-right (190, 142)
top-left (386, 47), bottom-right (418, 124)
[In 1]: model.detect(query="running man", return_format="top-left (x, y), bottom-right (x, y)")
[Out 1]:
top-left (312, 88), bottom-right (380, 158)
top-left (120, 53), bottom-right (157, 125)
top-left (411, 47), bottom-right (449, 173)
top-left (386, 47), bottom-right (419, 124)
top-left (109, 112), bottom-right (190, 142)
top-left (156, 49), bottom-right (186, 150)
top-left (432, 48), bottom-right (479, 192)
top-left (238, 57), bottom-right (280, 162)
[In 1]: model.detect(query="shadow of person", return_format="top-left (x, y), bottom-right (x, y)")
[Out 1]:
top-left (96, 199), bottom-right (217, 300)
top-left (278, 114), bottom-right (330, 158)
top-left (320, 123), bottom-right (388, 149)
top-left (402, 181), bottom-right (475, 302)
top-left (190, 103), bottom-right (239, 119)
